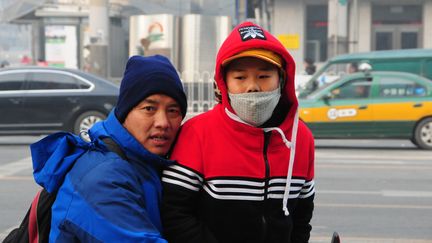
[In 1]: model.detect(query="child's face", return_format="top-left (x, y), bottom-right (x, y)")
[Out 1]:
top-left (225, 57), bottom-right (280, 94)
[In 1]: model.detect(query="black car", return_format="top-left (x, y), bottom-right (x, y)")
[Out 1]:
top-left (0, 67), bottom-right (119, 137)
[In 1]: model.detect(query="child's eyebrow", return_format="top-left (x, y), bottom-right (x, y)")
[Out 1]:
top-left (228, 67), bottom-right (246, 72)
top-left (259, 67), bottom-right (275, 71)
top-left (229, 67), bottom-right (275, 72)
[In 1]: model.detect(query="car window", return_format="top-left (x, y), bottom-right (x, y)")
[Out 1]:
top-left (315, 62), bottom-right (361, 88)
top-left (329, 78), bottom-right (371, 99)
top-left (27, 72), bottom-right (82, 90)
top-left (425, 59), bottom-right (432, 80)
top-left (378, 76), bottom-right (426, 98)
top-left (0, 73), bottom-right (26, 91)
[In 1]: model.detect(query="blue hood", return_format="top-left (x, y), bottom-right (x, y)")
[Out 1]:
top-left (31, 111), bottom-right (174, 193)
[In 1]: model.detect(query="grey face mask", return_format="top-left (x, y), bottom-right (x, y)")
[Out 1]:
top-left (228, 87), bottom-right (281, 127)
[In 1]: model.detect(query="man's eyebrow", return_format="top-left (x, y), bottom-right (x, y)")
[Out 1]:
top-left (143, 98), bottom-right (158, 104)
top-left (143, 98), bottom-right (180, 107)
top-left (168, 103), bottom-right (181, 108)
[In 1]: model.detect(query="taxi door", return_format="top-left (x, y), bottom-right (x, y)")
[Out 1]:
top-left (300, 77), bottom-right (374, 138)
top-left (369, 74), bottom-right (431, 137)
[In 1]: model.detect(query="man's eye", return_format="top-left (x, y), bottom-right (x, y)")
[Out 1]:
top-left (143, 106), bottom-right (156, 112)
top-left (168, 108), bottom-right (181, 115)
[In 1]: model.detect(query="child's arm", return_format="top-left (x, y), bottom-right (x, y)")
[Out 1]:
top-left (291, 136), bottom-right (315, 242)
top-left (161, 164), bottom-right (218, 243)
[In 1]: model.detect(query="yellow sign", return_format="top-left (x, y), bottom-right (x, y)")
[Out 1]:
top-left (277, 34), bottom-right (300, 49)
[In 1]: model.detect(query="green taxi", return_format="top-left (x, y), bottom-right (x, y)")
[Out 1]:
top-left (299, 71), bottom-right (432, 149)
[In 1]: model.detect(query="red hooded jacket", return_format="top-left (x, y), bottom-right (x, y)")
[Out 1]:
top-left (162, 22), bottom-right (315, 243)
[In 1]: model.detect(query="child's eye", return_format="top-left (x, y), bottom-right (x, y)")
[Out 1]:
top-left (234, 76), bottom-right (245, 80)
top-left (259, 75), bottom-right (270, 79)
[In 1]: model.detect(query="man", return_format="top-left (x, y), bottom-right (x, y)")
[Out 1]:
top-left (162, 22), bottom-right (315, 243)
top-left (31, 55), bottom-right (187, 242)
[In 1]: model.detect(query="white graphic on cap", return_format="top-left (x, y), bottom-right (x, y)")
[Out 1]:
top-left (243, 28), bottom-right (264, 39)
top-left (238, 26), bottom-right (266, 41)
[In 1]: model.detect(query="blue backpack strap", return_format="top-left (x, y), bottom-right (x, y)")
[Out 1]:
top-left (101, 137), bottom-right (127, 160)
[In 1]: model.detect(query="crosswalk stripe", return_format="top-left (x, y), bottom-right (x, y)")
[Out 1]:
top-left (0, 157), bottom-right (32, 179)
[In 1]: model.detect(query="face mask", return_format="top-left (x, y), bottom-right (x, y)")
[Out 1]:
top-left (228, 87), bottom-right (281, 127)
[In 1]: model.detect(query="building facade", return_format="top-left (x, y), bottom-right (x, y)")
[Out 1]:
top-left (2, 0), bottom-right (432, 115)
top-left (270, 0), bottom-right (432, 72)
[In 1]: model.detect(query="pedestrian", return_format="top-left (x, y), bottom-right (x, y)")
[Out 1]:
top-left (161, 22), bottom-right (315, 243)
top-left (37, 58), bottom-right (48, 66)
top-left (20, 54), bottom-right (31, 65)
top-left (0, 59), bottom-right (9, 68)
top-left (31, 55), bottom-right (187, 242)
top-left (347, 62), bottom-right (358, 73)
top-left (304, 57), bottom-right (316, 75)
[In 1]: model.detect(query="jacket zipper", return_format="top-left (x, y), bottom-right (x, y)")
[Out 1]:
top-left (261, 131), bottom-right (271, 240)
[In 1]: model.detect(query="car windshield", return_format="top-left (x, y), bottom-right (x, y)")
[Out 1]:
top-left (298, 61), bottom-right (363, 98)
top-left (303, 77), bottom-right (342, 100)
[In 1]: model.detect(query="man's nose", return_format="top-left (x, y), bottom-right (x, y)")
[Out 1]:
top-left (154, 111), bottom-right (170, 129)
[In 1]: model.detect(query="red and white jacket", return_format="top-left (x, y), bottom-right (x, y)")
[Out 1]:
top-left (162, 22), bottom-right (315, 243)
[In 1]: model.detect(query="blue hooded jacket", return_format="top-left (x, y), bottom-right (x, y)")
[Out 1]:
top-left (31, 111), bottom-right (173, 242)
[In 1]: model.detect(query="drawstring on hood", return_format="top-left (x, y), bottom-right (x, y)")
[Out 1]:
top-left (227, 108), bottom-right (300, 216)
top-left (263, 109), bottom-right (299, 216)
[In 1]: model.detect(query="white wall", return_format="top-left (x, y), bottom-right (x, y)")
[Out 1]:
top-left (272, 0), bottom-right (305, 73)
top-left (357, 0), bottom-right (372, 52)
top-left (348, 0), bottom-right (359, 53)
top-left (424, 0), bottom-right (432, 48)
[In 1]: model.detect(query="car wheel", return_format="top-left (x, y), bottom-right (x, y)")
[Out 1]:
top-left (413, 117), bottom-right (432, 150)
top-left (73, 111), bottom-right (106, 141)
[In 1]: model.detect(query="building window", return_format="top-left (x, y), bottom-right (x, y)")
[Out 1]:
top-left (306, 4), bottom-right (328, 62)
top-left (372, 5), bottom-right (422, 50)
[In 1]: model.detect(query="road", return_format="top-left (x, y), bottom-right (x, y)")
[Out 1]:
top-left (0, 137), bottom-right (431, 242)
top-left (311, 139), bottom-right (432, 243)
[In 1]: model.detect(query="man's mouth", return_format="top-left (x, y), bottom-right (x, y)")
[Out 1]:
top-left (150, 135), bottom-right (170, 145)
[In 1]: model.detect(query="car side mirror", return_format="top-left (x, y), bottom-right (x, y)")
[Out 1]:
top-left (359, 63), bottom-right (372, 76)
top-left (322, 93), bottom-right (331, 105)
top-left (358, 63), bottom-right (372, 71)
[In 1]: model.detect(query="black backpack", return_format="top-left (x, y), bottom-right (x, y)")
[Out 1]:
top-left (2, 137), bottom-right (126, 243)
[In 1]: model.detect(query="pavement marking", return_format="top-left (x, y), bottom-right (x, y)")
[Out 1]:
top-left (318, 190), bottom-right (381, 195)
top-left (318, 159), bottom-right (407, 165)
top-left (0, 226), bottom-right (17, 241)
top-left (317, 164), bottom-right (432, 170)
top-left (0, 176), bottom-right (33, 180)
top-left (316, 203), bottom-right (432, 210)
top-left (382, 190), bottom-right (432, 198)
top-left (316, 151), bottom-right (432, 161)
top-left (0, 156), bottom-right (32, 179)
top-left (310, 236), bottom-right (432, 243)
top-left (318, 190), bottom-right (432, 198)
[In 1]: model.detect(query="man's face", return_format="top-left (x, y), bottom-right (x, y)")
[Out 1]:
top-left (226, 57), bottom-right (279, 94)
top-left (123, 94), bottom-right (182, 156)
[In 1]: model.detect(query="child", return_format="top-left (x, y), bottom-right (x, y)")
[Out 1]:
top-left (162, 22), bottom-right (315, 243)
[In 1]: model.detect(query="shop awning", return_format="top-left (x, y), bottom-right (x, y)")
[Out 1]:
top-left (0, 0), bottom-right (45, 23)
